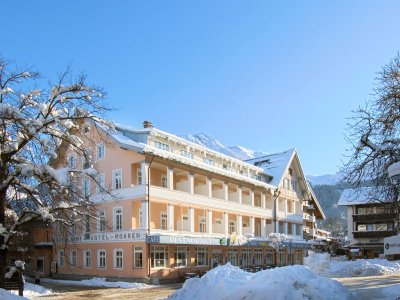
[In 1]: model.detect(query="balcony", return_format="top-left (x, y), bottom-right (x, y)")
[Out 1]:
top-left (352, 213), bottom-right (397, 222)
top-left (353, 230), bottom-right (396, 239)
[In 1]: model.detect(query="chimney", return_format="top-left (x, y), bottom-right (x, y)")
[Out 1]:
top-left (143, 120), bottom-right (153, 128)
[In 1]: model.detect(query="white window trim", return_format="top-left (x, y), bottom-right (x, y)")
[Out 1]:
top-left (83, 249), bottom-right (92, 268)
top-left (96, 173), bottom-right (105, 194)
top-left (112, 169), bottom-right (122, 190)
top-left (59, 250), bottom-right (65, 267)
top-left (70, 250), bottom-right (77, 267)
top-left (113, 207), bottom-right (123, 231)
top-left (97, 249), bottom-right (107, 269)
top-left (96, 143), bottom-right (105, 160)
top-left (133, 246), bottom-right (143, 269)
top-left (160, 211), bottom-right (167, 230)
top-left (97, 209), bottom-right (106, 232)
top-left (113, 248), bottom-right (124, 269)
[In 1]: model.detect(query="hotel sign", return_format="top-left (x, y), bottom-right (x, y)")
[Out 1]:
top-left (72, 230), bottom-right (147, 243)
top-left (147, 235), bottom-right (224, 246)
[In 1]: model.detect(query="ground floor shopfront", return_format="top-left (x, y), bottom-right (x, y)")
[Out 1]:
top-left (54, 231), bottom-right (314, 282)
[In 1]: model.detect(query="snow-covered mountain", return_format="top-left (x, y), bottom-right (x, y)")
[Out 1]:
top-left (306, 173), bottom-right (343, 187)
top-left (181, 133), bottom-right (341, 187)
top-left (181, 133), bottom-right (268, 160)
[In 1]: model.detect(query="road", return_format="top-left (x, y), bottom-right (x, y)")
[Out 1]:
top-left (335, 274), bottom-right (400, 299)
top-left (32, 275), bottom-right (400, 300)
top-left (32, 282), bottom-right (183, 300)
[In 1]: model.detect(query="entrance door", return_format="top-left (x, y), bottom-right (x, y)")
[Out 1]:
top-left (36, 258), bottom-right (44, 273)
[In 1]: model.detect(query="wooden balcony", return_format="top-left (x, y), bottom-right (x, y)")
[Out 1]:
top-left (353, 230), bottom-right (396, 239)
top-left (352, 213), bottom-right (397, 222)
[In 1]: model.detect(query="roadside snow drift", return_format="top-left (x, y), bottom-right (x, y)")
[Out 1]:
top-left (0, 288), bottom-right (28, 300)
top-left (304, 251), bottom-right (400, 277)
top-left (170, 263), bottom-right (354, 300)
top-left (41, 277), bottom-right (153, 289)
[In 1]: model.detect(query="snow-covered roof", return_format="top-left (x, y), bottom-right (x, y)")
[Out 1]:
top-left (246, 148), bottom-right (296, 186)
top-left (338, 187), bottom-right (389, 206)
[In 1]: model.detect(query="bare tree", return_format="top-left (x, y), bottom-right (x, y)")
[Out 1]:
top-left (342, 53), bottom-right (400, 217)
top-left (0, 57), bottom-right (111, 288)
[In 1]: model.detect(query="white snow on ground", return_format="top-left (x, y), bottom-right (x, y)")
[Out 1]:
top-left (304, 251), bottom-right (400, 277)
top-left (170, 263), bottom-right (355, 300)
top-left (41, 277), bottom-right (154, 289)
top-left (0, 288), bottom-right (28, 300)
top-left (7, 282), bottom-right (52, 299)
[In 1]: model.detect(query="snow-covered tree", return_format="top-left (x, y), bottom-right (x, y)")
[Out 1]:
top-left (0, 57), bottom-right (111, 288)
top-left (342, 53), bottom-right (400, 215)
top-left (268, 232), bottom-right (290, 266)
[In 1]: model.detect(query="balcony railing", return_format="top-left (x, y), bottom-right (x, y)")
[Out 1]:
top-left (353, 230), bottom-right (396, 238)
top-left (352, 213), bottom-right (397, 222)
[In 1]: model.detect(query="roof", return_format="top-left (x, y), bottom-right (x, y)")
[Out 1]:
top-left (338, 187), bottom-right (389, 206)
top-left (246, 148), bottom-right (296, 186)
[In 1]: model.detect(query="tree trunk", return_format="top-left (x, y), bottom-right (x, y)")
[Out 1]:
top-left (0, 188), bottom-right (6, 289)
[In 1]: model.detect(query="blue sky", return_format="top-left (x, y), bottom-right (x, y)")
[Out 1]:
top-left (3, 1), bottom-right (400, 175)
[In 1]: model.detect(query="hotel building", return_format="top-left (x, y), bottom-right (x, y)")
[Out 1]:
top-left (54, 121), bottom-right (325, 282)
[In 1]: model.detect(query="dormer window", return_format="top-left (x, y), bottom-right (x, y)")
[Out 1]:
top-left (154, 141), bottom-right (170, 151)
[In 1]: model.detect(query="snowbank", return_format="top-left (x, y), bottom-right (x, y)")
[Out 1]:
top-left (170, 263), bottom-right (354, 300)
top-left (0, 288), bottom-right (28, 300)
top-left (304, 251), bottom-right (400, 277)
top-left (7, 282), bottom-right (52, 299)
top-left (41, 277), bottom-right (153, 289)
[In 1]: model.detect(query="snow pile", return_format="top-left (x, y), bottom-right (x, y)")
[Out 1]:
top-left (170, 263), bottom-right (354, 300)
top-left (42, 277), bottom-right (153, 289)
top-left (0, 289), bottom-right (28, 300)
top-left (10, 282), bottom-right (53, 298)
top-left (304, 251), bottom-right (400, 277)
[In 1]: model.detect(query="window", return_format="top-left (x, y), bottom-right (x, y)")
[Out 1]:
top-left (253, 175), bottom-right (262, 181)
top-left (151, 246), bottom-right (169, 268)
top-left (114, 249), bottom-right (123, 269)
top-left (82, 150), bottom-right (92, 169)
top-left (240, 170), bottom-right (248, 177)
top-left (137, 170), bottom-right (142, 185)
top-left (96, 144), bottom-right (105, 160)
top-left (279, 221), bottom-right (284, 233)
top-left (161, 176), bottom-right (168, 188)
top-left (296, 224), bottom-right (301, 236)
top-left (139, 208), bottom-right (143, 229)
top-left (161, 212), bottom-right (167, 230)
top-left (229, 221), bottom-right (236, 235)
top-left (254, 196), bottom-right (261, 207)
top-left (254, 249), bottom-right (263, 267)
top-left (227, 249), bottom-right (238, 266)
top-left (241, 249), bottom-right (251, 267)
top-left (96, 174), bottom-right (105, 194)
top-left (84, 214), bottom-right (91, 233)
top-left (98, 210), bottom-right (106, 232)
top-left (287, 222), bottom-right (293, 235)
top-left (175, 246), bottom-right (189, 267)
top-left (199, 217), bottom-right (206, 233)
top-left (70, 251), bottom-right (77, 267)
top-left (112, 169), bottom-right (122, 190)
top-left (84, 250), bottom-right (91, 268)
top-left (196, 247), bottom-right (208, 266)
top-left (59, 250), bottom-right (65, 267)
top-left (68, 154), bottom-right (77, 168)
top-left (98, 249), bottom-right (106, 269)
top-left (215, 219), bottom-right (222, 225)
top-left (203, 157), bottom-right (214, 166)
top-left (154, 141), bottom-right (170, 151)
top-left (83, 177), bottom-right (90, 197)
top-left (291, 180), bottom-right (297, 192)
top-left (223, 164), bottom-right (231, 171)
top-left (113, 207), bottom-right (123, 231)
top-left (264, 252), bottom-right (273, 265)
top-left (283, 178), bottom-right (290, 189)
top-left (181, 150), bottom-right (194, 159)
top-left (134, 246), bottom-right (143, 268)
